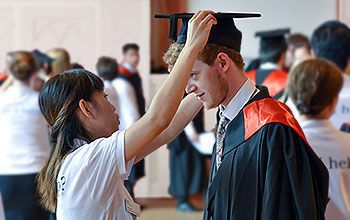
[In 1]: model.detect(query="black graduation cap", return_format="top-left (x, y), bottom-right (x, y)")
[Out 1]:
top-left (154, 12), bottom-right (261, 52)
top-left (255, 28), bottom-right (290, 56)
top-left (32, 49), bottom-right (54, 64)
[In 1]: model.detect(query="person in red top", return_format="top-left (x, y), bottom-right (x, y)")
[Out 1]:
top-left (340, 121), bottom-right (350, 133)
top-left (246, 29), bottom-right (290, 99)
top-left (0, 72), bottom-right (7, 86)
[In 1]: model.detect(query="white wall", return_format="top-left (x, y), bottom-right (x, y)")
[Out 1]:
top-left (188, 0), bottom-right (337, 60)
top-left (0, 0), bottom-right (151, 101)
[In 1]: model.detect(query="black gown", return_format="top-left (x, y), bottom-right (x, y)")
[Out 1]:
top-left (167, 110), bottom-right (206, 199)
top-left (246, 68), bottom-right (288, 99)
top-left (204, 87), bottom-right (329, 220)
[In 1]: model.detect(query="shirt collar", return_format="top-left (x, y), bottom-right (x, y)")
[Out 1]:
top-left (342, 73), bottom-right (350, 87)
top-left (300, 119), bottom-right (336, 132)
top-left (219, 78), bottom-right (256, 121)
top-left (260, 62), bottom-right (278, 70)
top-left (123, 63), bottom-right (137, 74)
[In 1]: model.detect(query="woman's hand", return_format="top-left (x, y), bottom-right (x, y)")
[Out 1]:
top-left (185, 11), bottom-right (217, 53)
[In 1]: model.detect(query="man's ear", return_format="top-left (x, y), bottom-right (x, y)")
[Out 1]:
top-left (216, 52), bottom-right (230, 72)
top-left (78, 99), bottom-right (95, 118)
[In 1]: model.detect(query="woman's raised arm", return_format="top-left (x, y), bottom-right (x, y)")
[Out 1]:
top-left (124, 11), bottom-right (216, 162)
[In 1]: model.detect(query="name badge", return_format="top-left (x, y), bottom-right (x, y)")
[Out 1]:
top-left (125, 199), bottom-right (141, 217)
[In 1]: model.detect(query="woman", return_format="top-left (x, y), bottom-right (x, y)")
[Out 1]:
top-left (0, 51), bottom-right (50, 219)
top-left (37, 11), bottom-right (215, 219)
top-left (288, 58), bottom-right (350, 220)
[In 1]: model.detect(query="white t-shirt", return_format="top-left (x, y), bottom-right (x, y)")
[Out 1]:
top-left (300, 119), bottom-right (350, 220)
top-left (0, 82), bottom-right (50, 174)
top-left (56, 130), bottom-right (137, 220)
top-left (330, 74), bottom-right (350, 129)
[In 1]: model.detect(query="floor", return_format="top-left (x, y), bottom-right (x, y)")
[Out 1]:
top-left (137, 195), bottom-right (205, 220)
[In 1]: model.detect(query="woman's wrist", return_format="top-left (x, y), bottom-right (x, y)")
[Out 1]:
top-left (182, 43), bottom-right (202, 57)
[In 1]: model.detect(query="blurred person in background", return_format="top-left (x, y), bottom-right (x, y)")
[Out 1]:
top-left (288, 58), bottom-right (350, 220)
top-left (118, 43), bottom-right (145, 199)
top-left (32, 49), bottom-right (54, 81)
top-left (0, 51), bottom-right (50, 220)
top-left (46, 48), bottom-right (70, 77)
top-left (281, 33), bottom-right (312, 114)
top-left (96, 56), bottom-right (120, 115)
top-left (246, 29), bottom-right (290, 99)
top-left (311, 20), bottom-right (350, 129)
top-left (285, 33), bottom-right (312, 69)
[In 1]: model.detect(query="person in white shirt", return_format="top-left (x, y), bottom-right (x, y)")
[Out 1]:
top-left (0, 51), bottom-right (50, 219)
top-left (117, 42), bottom-right (147, 198)
top-left (95, 56), bottom-right (120, 116)
top-left (288, 58), bottom-right (350, 220)
top-left (37, 11), bottom-right (216, 219)
top-left (310, 20), bottom-right (350, 129)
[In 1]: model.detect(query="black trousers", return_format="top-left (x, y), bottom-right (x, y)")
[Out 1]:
top-left (0, 173), bottom-right (50, 220)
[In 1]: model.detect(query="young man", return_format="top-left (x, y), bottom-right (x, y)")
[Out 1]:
top-left (162, 13), bottom-right (329, 220)
top-left (285, 33), bottom-right (312, 69)
top-left (311, 21), bottom-right (350, 129)
top-left (117, 43), bottom-right (146, 198)
top-left (246, 29), bottom-right (290, 99)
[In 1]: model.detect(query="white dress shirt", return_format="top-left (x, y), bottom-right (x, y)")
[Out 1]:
top-left (259, 62), bottom-right (279, 70)
top-left (56, 130), bottom-right (136, 220)
top-left (300, 119), bottom-right (350, 220)
top-left (219, 78), bottom-right (257, 121)
top-left (111, 78), bottom-right (140, 130)
top-left (0, 82), bottom-right (50, 174)
top-left (123, 63), bottom-right (138, 74)
top-left (330, 74), bottom-right (350, 129)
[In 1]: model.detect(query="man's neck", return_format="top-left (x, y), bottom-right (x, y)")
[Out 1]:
top-left (123, 62), bottom-right (137, 73)
top-left (221, 75), bottom-right (248, 108)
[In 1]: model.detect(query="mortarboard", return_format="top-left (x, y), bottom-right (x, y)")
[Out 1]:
top-left (255, 28), bottom-right (290, 56)
top-left (155, 12), bottom-right (261, 52)
top-left (32, 49), bottom-right (54, 64)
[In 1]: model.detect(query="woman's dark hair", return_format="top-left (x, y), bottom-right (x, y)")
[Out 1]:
top-left (37, 69), bottom-right (104, 212)
top-left (7, 51), bottom-right (39, 81)
top-left (288, 58), bottom-right (343, 115)
top-left (95, 56), bottom-right (119, 81)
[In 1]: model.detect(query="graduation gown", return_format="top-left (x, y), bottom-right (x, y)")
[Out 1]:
top-left (246, 69), bottom-right (288, 99)
top-left (245, 58), bottom-right (261, 72)
top-left (167, 110), bottom-right (206, 198)
top-left (118, 66), bottom-right (145, 182)
top-left (204, 87), bottom-right (329, 220)
top-left (340, 121), bottom-right (350, 133)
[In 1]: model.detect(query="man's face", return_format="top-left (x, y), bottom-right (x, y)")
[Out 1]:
top-left (185, 59), bottom-right (228, 109)
top-left (285, 45), bottom-right (295, 68)
top-left (123, 49), bottom-right (140, 68)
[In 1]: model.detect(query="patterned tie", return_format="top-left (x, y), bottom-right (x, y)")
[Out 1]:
top-left (215, 113), bottom-right (230, 171)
